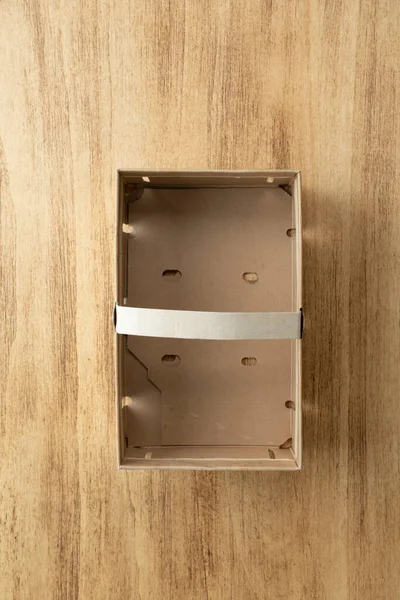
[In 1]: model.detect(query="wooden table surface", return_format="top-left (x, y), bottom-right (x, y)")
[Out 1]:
top-left (1, 1), bottom-right (399, 598)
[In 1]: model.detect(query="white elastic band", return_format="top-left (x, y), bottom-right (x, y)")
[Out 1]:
top-left (115, 305), bottom-right (301, 340)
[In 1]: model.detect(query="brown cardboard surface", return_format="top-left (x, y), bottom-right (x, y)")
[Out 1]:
top-left (127, 186), bottom-right (292, 311)
top-left (124, 338), bottom-right (292, 446)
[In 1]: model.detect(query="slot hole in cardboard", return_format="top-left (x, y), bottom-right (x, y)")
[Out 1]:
top-left (279, 437), bottom-right (292, 449)
top-left (286, 228), bottom-right (296, 238)
top-left (242, 272), bottom-right (258, 284)
top-left (161, 354), bottom-right (181, 366)
top-left (122, 396), bottom-right (132, 407)
top-left (162, 269), bottom-right (182, 280)
top-left (241, 357), bottom-right (257, 366)
top-left (122, 223), bottom-right (135, 236)
top-left (285, 400), bottom-right (295, 409)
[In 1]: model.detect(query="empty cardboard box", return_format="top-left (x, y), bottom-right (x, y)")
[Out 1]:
top-left (115, 170), bottom-right (302, 469)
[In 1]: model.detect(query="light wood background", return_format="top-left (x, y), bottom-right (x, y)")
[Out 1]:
top-left (1, 1), bottom-right (399, 598)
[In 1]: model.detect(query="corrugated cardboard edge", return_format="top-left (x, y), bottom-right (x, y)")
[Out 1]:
top-left (115, 171), bottom-right (125, 469)
top-left (292, 171), bottom-right (303, 469)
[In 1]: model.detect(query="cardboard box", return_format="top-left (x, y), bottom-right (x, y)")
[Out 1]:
top-left (115, 170), bottom-right (302, 469)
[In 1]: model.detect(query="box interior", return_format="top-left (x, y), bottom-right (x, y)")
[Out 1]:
top-left (116, 172), bottom-right (301, 468)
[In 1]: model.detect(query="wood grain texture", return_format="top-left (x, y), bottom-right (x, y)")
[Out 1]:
top-left (1, 1), bottom-right (399, 598)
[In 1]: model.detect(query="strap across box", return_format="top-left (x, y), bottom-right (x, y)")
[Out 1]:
top-left (115, 304), bottom-right (302, 340)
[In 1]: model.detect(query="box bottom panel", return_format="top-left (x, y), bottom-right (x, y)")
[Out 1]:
top-left (123, 338), bottom-right (294, 448)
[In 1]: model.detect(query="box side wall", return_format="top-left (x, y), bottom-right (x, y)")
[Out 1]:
top-left (292, 172), bottom-right (303, 467)
top-left (116, 172), bottom-right (127, 466)
top-left (119, 169), bottom-right (298, 187)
